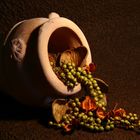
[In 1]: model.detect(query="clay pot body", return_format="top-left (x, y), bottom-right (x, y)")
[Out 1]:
top-left (0, 13), bottom-right (92, 107)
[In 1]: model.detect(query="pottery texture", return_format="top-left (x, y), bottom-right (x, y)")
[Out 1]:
top-left (1, 13), bottom-right (92, 107)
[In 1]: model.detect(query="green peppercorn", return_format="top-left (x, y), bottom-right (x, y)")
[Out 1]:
top-left (98, 91), bottom-right (102, 94)
top-left (124, 120), bottom-right (130, 125)
top-left (77, 101), bottom-right (81, 106)
top-left (134, 116), bottom-right (138, 120)
top-left (69, 83), bottom-right (74, 88)
top-left (93, 80), bottom-right (97, 84)
top-left (94, 97), bottom-right (99, 101)
top-left (49, 121), bottom-right (53, 125)
top-left (126, 115), bottom-right (130, 119)
top-left (133, 113), bottom-right (137, 117)
top-left (74, 107), bottom-right (79, 112)
top-left (83, 115), bottom-right (88, 120)
top-left (65, 120), bottom-right (70, 124)
top-left (75, 98), bottom-right (79, 102)
top-left (77, 67), bottom-right (82, 72)
top-left (67, 62), bottom-right (72, 66)
top-left (62, 115), bottom-right (67, 120)
top-left (89, 85), bottom-right (93, 90)
top-left (95, 126), bottom-right (99, 131)
top-left (130, 117), bottom-right (135, 121)
top-left (93, 83), bottom-right (98, 88)
top-left (71, 102), bottom-right (76, 107)
top-left (98, 103), bottom-right (102, 108)
top-left (92, 92), bottom-right (97, 97)
top-left (99, 94), bottom-right (103, 99)
top-left (88, 111), bottom-right (93, 116)
top-left (96, 118), bottom-right (102, 124)
top-left (102, 107), bottom-right (106, 111)
top-left (129, 113), bottom-right (133, 116)
top-left (110, 124), bottom-right (114, 129)
top-left (62, 64), bottom-right (67, 69)
top-left (90, 125), bottom-right (94, 130)
top-left (80, 122), bottom-right (84, 125)
top-left (121, 119), bottom-right (125, 123)
top-left (71, 62), bottom-right (75, 67)
top-left (96, 87), bottom-right (100, 91)
top-left (74, 112), bottom-right (78, 116)
top-left (57, 123), bottom-right (61, 128)
top-left (105, 125), bottom-right (111, 131)
top-left (87, 74), bottom-right (92, 79)
top-left (99, 126), bottom-right (104, 131)
top-left (76, 72), bottom-right (81, 77)
top-left (89, 117), bottom-right (94, 122)
top-left (69, 66), bottom-right (73, 70)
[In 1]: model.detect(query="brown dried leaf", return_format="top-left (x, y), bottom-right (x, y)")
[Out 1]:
top-left (60, 47), bottom-right (87, 66)
top-left (52, 99), bottom-right (70, 123)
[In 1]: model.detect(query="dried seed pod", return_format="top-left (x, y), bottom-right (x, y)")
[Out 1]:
top-left (52, 99), bottom-right (70, 123)
top-left (60, 47), bottom-right (88, 67)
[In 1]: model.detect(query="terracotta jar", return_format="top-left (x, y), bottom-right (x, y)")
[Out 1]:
top-left (0, 12), bottom-right (92, 107)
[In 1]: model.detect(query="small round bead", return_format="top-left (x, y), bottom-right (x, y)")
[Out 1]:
top-left (93, 80), bottom-right (97, 84)
top-left (99, 94), bottom-right (103, 98)
top-left (124, 120), bottom-right (130, 125)
top-left (87, 74), bottom-right (92, 79)
top-left (96, 87), bottom-right (100, 90)
top-left (92, 92), bottom-right (97, 97)
top-left (93, 83), bottom-right (98, 87)
top-left (90, 125), bottom-right (94, 130)
top-left (97, 91), bottom-right (102, 94)
top-left (83, 115), bottom-right (88, 120)
top-left (71, 102), bottom-right (76, 107)
top-left (88, 111), bottom-right (93, 116)
top-left (130, 117), bottom-right (135, 121)
top-left (129, 113), bottom-right (133, 116)
top-left (80, 122), bottom-right (84, 125)
top-left (95, 126), bottom-right (99, 131)
top-left (77, 67), bottom-right (82, 72)
top-left (75, 98), bottom-right (79, 102)
top-left (126, 115), bottom-right (130, 119)
top-left (49, 121), bottom-right (53, 125)
top-left (99, 126), bottom-right (104, 131)
top-left (133, 113), bottom-right (137, 117)
top-left (96, 118), bottom-right (102, 124)
top-left (74, 107), bottom-right (79, 112)
top-left (110, 124), bottom-right (114, 129)
top-left (105, 125), bottom-right (110, 131)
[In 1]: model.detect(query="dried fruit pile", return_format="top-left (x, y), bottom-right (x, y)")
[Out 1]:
top-left (48, 47), bottom-right (140, 133)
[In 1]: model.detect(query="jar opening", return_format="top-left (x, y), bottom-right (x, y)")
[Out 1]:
top-left (48, 27), bottom-right (82, 54)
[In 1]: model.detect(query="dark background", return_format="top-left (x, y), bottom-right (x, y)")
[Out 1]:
top-left (0, 0), bottom-right (140, 140)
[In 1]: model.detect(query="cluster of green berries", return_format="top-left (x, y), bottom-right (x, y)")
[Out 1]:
top-left (49, 61), bottom-right (140, 133)
top-left (49, 97), bottom-right (140, 132)
top-left (112, 113), bottom-right (140, 130)
top-left (49, 97), bottom-right (114, 132)
top-left (51, 62), bottom-right (106, 109)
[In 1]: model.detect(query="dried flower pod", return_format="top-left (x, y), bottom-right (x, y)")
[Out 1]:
top-left (81, 96), bottom-right (97, 112)
top-left (52, 99), bottom-right (70, 123)
top-left (60, 47), bottom-right (88, 66)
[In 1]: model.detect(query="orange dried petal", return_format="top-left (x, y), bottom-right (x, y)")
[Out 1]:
top-left (63, 124), bottom-right (72, 132)
top-left (81, 96), bottom-right (97, 112)
top-left (113, 108), bottom-right (126, 117)
top-left (96, 107), bottom-right (106, 120)
top-left (89, 63), bottom-right (96, 72)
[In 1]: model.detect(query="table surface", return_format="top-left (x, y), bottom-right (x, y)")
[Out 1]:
top-left (0, 0), bottom-right (140, 140)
